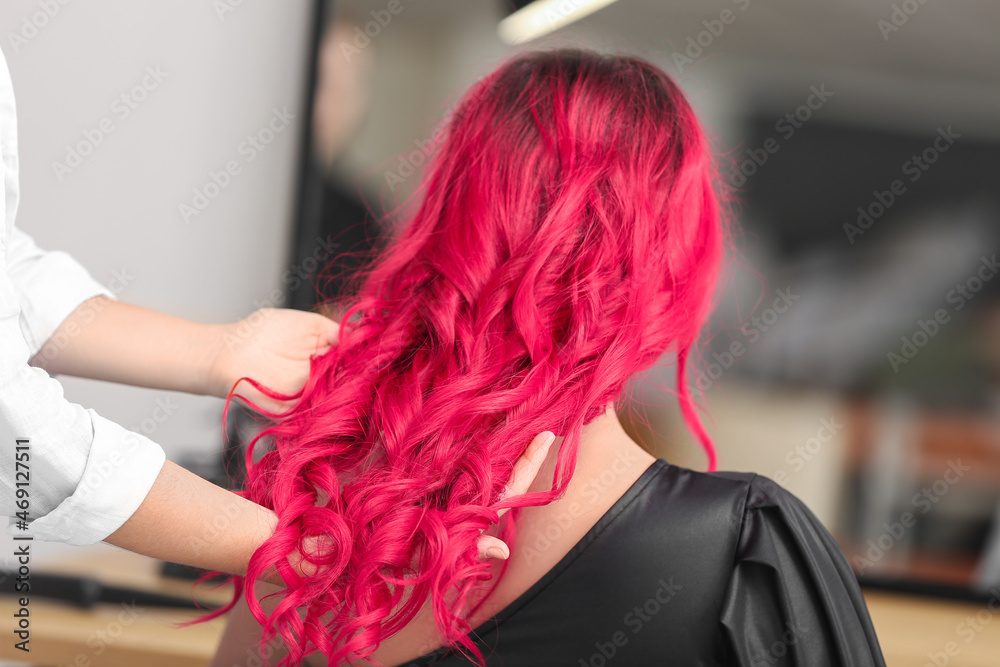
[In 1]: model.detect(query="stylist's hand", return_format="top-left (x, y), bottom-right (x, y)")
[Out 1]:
top-left (476, 429), bottom-right (556, 560)
top-left (268, 430), bottom-right (557, 584)
top-left (207, 308), bottom-right (340, 414)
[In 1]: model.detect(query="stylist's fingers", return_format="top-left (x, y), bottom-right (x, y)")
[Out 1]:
top-left (475, 431), bottom-right (556, 562)
top-left (302, 311), bottom-right (339, 356)
top-left (476, 534), bottom-right (510, 561)
top-left (497, 431), bottom-right (556, 520)
top-left (316, 314), bottom-right (340, 350)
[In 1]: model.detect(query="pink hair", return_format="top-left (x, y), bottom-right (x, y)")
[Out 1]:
top-left (209, 48), bottom-right (727, 666)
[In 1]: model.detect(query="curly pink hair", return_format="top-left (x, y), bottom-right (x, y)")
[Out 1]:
top-left (210, 48), bottom-right (727, 666)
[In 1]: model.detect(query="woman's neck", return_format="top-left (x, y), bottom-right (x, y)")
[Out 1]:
top-left (527, 403), bottom-right (658, 499)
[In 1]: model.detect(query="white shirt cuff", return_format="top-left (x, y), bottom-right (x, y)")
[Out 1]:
top-left (6, 410), bottom-right (166, 546)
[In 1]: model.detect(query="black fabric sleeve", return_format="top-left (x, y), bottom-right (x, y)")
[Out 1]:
top-left (719, 474), bottom-right (887, 666)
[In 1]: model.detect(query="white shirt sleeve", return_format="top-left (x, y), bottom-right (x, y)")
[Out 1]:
top-left (0, 267), bottom-right (167, 545)
top-left (0, 45), bottom-right (166, 546)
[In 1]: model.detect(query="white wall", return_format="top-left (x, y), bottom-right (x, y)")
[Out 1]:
top-left (1, 0), bottom-right (314, 472)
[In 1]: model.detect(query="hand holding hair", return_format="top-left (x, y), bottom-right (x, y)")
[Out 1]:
top-left (34, 297), bottom-right (339, 414)
top-left (207, 308), bottom-right (341, 414)
top-left (265, 430), bottom-right (557, 584)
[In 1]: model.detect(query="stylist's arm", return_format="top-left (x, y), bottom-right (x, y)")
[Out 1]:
top-left (30, 299), bottom-right (337, 577)
top-left (30, 298), bottom-right (539, 578)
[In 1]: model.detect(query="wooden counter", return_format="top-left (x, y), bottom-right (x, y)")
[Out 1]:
top-left (2, 548), bottom-right (1000, 666)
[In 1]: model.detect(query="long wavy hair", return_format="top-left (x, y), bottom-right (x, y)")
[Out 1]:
top-left (213, 48), bottom-right (728, 666)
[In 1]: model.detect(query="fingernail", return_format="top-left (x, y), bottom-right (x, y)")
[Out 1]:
top-left (531, 431), bottom-right (556, 462)
top-left (486, 545), bottom-right (509, 560)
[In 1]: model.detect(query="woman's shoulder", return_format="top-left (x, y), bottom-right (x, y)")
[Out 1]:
top-left (647, 459), bottom-right (814, 513)
top-left (622, 461), bottom-right (834, 566)
top-left (634, 459), bottom-right (798, 528)
top-left (637, 462), bottom-right (885, 664)
top-left (556, 460), bottom-right (776, 597)
top-left (662, 462), bottom-right (831, 544)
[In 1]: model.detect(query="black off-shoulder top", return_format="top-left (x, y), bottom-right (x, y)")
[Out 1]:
top-left (400, 459), bottom-right (886, 666)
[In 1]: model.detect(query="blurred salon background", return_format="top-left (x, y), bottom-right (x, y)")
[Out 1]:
top-left (291, 0), bottom-right (1000, 607)
top-left (2, 1), bottom-right (999, 664)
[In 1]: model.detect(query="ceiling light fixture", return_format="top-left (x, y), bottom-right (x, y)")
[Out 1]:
top-left (498, 0), bottom-right (620, 45)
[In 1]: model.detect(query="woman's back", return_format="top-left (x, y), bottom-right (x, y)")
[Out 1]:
top-left (287, 413), bottom-right (884, 666)
top-left (373, 460), bottom-right (883, 666)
